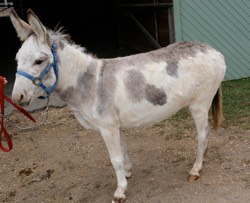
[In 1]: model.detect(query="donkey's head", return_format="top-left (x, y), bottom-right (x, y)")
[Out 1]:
top-left (7, 8), bottom-right (57, 106)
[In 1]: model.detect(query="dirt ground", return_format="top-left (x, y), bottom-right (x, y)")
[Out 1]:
top-left (0, 105), bottom-right (250, 203)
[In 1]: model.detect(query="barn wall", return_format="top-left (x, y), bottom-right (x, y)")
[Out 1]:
top-left (174, 0), bottom-right (250, 81)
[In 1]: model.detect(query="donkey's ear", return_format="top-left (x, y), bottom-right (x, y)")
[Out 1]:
top-left (0, 8), bottom-right (33, 41)
top-left (27, 9), bottom-right (51, 44)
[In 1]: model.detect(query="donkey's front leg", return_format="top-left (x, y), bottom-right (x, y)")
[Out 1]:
top-left (121, 135), bottom-right (133, 178)
top-left (100, 127), bottom-right (127, 203)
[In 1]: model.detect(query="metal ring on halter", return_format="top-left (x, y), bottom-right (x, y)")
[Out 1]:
top-left (32, 77), bottom-right (42, 86)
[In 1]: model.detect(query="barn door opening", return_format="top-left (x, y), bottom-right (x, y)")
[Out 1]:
top-left (114, 0), bottom-right (174, 52)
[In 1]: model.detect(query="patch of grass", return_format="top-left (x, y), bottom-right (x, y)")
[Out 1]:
top-left (152, 120), bottom-right (167, 128)
top-left (221, 77), bottom-right (250, 129)
top-left (170, 108), bottom-right (190, 122)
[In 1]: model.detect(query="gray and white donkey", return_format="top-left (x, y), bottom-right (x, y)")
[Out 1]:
top-left (2, 8), bottom-right (226, 202)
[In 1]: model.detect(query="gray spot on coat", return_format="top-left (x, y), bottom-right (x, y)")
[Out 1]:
top-left (57, 60), bottom-right (97, 106)
top-left (125, 69), bottom-right (167, 106)
top-left (125, 69), bottom-right (146, 102)
top-left (166, 61), bottom-right (179, 76)
top-left (145, 84), bottom-right (167, 105)
top-left (97, 61), bottom-right (117, 116)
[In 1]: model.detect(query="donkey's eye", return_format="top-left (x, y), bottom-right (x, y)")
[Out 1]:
top-left (34, 59), bottom-right (44, 65)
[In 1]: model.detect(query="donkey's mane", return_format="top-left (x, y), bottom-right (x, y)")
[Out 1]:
top-left (49, 26), bottom-right (87, 53)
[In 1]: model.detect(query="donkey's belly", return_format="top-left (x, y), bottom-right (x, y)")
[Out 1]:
top-left (118, 101), bottom-right (185, 128)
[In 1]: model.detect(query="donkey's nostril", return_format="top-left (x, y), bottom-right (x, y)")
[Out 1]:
top-left (19, 94), bottom-right (24, 102)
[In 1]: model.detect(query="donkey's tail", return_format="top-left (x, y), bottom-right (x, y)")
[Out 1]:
top-left (212, 86), bottom-right (224, 129)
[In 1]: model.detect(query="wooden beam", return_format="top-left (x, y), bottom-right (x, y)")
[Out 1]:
top-left (128, 11), bottom-right (161, 49)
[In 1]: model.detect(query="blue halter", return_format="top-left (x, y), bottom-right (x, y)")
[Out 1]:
top-left (16, 43), bottom-right (59, 99)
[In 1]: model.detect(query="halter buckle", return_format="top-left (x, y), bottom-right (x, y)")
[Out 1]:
top-left (33, 77), bottom-right (42, 86)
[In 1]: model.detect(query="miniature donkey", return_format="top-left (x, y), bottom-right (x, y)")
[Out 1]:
top-left (2, 8), bottom-right (226, 203)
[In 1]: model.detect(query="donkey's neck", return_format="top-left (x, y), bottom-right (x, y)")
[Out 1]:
top-left (55, 42), bottom-right (101, 93)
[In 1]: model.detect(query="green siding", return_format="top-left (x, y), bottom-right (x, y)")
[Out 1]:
top-left (174, 0), bottom-right (250, 80)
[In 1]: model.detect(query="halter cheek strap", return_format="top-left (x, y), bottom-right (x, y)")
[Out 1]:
top-left (16, 43), bottom-right (59, 99)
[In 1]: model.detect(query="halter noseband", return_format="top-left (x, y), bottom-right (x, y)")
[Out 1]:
top-left (16, 43), bottom-right (59, 99)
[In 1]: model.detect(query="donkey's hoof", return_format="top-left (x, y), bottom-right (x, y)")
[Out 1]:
top-left (125, 171), bottom-right (132, 178)
top-left (113, 191), bottom-right (126, 203)
top-left (112, 197), bottom-right (126, 203)
top-left (188, 174), bottom-right (200, 182)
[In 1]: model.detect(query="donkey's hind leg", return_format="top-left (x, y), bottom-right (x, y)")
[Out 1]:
top-left (188, 103), bottom-right (210, 181)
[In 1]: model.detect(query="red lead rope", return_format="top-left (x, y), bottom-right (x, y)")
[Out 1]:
top-left (0, 76), bottom-right (36, 152)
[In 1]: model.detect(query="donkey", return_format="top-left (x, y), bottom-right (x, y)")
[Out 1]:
top-left (3, 8), bottom-right (226, 202)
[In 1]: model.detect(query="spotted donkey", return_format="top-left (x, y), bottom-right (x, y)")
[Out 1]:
top-left (2, 8), bottom-right (226, 203)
